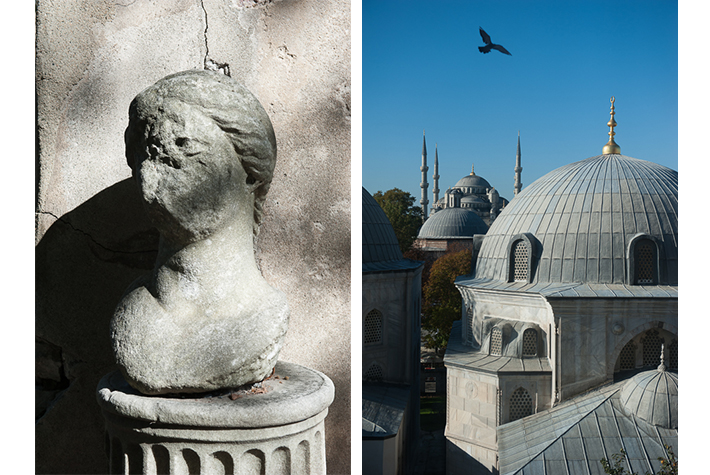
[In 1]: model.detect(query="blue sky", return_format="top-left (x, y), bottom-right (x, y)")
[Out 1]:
top-left (362, 0), bottom-right (678, 205)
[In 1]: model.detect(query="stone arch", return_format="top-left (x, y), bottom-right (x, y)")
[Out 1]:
top-left (607, 321), bottom-right (678, 379)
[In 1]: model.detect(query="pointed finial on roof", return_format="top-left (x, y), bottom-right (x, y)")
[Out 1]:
top-left (471, 163), bottom-right (475, 175)
top-left (657, 343), bottom-right (666, 372)
top-left (602, 96), bottom-right (621, 154)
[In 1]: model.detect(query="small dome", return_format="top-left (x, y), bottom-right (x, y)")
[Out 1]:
top-left (454, 173), bottom-right (491, 190)
top-left (418, 207), bottom-right (488, 239)
top-left (362, 187), bottom-right (402, 263)
top-left (619, 368), bottom-right (678, 429)
top-left (474, 154), bottom-right (678, 285)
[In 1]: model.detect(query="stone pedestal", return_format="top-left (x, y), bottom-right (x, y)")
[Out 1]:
top-left (97, 362), bottom-right (334, 475)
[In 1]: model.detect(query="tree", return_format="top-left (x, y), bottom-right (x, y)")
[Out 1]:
top-left (373, 188), bottom-right (422, 253)
top-left (421, 249), bottom-right (472, 355)
top-left (600, 446), bottom-right (677, 475)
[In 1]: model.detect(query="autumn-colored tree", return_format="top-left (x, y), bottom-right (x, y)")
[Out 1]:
top-left (373, 188), bottom-right (422, 253)
top-left (421, 249), bottom-right (472, 355)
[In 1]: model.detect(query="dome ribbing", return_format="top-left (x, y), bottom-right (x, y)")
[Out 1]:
top-left (474, 154), bottom-right (678, 285)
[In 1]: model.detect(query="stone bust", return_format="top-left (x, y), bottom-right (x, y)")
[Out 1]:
top-left (111, 70), bottom-right (289, 395)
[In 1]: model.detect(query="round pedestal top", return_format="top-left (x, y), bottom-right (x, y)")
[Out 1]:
top-left (97, 361), bottom-right (334, 428)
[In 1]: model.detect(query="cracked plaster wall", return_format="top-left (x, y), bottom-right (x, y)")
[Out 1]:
top-left (35, 0), bottom-right (350, 473)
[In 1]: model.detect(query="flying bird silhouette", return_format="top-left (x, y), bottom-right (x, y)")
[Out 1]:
top-left (478, 27), bottom-right (512, 56)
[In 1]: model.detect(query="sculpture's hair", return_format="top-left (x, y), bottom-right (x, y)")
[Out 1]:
top-left (125, 70), bottom-right (277, 236)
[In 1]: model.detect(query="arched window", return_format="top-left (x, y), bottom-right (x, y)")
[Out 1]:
top-left (509, 387), bottom-right (533, 422)
top-left (465, 307), bottom-right (473, 343)
top-left (490, 327), bottom-right (503, 356)
top-left (634, 239), bottom-right (657, 284)
top-left (642, 329), bottom-right (662, 367)
top-left (522, 329), bottom-right (538, 357)
top-left (364, 363), bottom-right (383, 382)
top-left (618, 340), bottom-right (637, 371)
top-left (668, 340), bottom-right (678, 370)
top-left (364, 309), bottom-right (383, 345)
top-left (511, 240), bottom-right (529, 282)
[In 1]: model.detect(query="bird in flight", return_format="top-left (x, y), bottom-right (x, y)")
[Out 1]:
top-left (478, 27), bottom-right (512, 56)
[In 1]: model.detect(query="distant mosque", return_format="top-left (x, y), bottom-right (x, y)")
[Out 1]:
top-left (414, 131), bottom-right (523, 257)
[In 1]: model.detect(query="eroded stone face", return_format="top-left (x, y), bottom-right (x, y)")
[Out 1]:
top-left (111, 70), bottom-right (289, 395)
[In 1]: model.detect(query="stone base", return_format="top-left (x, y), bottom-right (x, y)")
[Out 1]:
top-left (97, 362), bottom-right (334, 475)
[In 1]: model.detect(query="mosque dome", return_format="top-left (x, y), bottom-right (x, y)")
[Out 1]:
top-left (619, 367), bottom-right (678, 429)
top-left (362, 187), bottom-right (402, 263)
top-left (454, 172), bottom-right (491, 192)
top-left (418, 207), bottom-right (489, 239)
top-left (473, 153), bottom-right (678, 285)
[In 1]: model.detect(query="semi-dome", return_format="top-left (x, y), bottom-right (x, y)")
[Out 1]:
top-left (473, 154), bottom-right (678, 285)
top-left (619, 367), bottom-right (678, 429)
top-left (362, 187), bottom-right (402, 263)
top-left (418, 207), bottom-right (488, 239)
top-left (461, 195), bottom-right (487, 208)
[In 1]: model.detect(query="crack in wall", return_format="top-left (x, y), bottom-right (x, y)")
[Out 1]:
top-left (201, 0), bottom-right (231, 76)
top-left (36, 210), bottom-right (156, 256)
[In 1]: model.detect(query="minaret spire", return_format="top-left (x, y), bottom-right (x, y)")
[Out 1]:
top-left (432, 143), bottom-right (440, 209)
top-left (420, 130), bottom-right (429, 221)
top-left (514, 130), bottom-right (523, 196)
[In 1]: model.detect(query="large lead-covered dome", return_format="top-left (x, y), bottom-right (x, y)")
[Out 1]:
top-left (418, 207), bottom-right (489, 239)
top-left (474, 154), bottom-right (678, 285)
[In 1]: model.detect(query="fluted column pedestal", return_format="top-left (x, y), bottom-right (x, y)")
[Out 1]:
top-left (97, 362), bottom-right (334, 475)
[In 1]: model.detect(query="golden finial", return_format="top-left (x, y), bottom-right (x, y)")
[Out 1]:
top-left (602, 96), bottom-right (621, 154)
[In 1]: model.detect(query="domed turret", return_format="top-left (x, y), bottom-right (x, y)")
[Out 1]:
top-left (619, 364), bottom-right (678, 429)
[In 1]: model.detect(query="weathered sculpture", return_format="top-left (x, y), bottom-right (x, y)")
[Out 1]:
top-left (111, 70), bottom-right (289, 395)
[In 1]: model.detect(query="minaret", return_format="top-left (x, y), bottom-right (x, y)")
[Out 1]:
top-left (602, 96), bottom-right (621, 154)
top-left (420, 131), bottom-right (429, 221)
top-left (514, 131), bottom-right (523, 196)
top-left (432, 143), bottom-right (440, 208)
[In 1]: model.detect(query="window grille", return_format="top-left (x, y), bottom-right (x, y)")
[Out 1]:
top-left (465, 307), bottom-right (473, 342)
top-left (364, 309), bottom-right (383, 345)
top-left (509, 387), bottom-right (533, 422)
top-left (522, 329), bottom-right (537, 357)
top-left (619, 340), bottom-right (637, 371)
top-left (364, 363), bottom-right (383, 381)
top-left (512, 240), bottom-right (529, 282)
top-left (668, 340), bottom-right (678, 370)
top-left (490, 327), bottom-right (503, 356)
top-left (635, 240), bottom-right (655, 284)
top-left (642, 329), bottom-right (662, 367)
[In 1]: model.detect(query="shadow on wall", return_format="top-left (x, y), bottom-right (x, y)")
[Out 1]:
top-left (36, 178), bottom-right (159, 474)
top-left (446, 439), bottom-right (497, 475)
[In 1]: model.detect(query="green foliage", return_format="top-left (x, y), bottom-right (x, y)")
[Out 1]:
top-left (421, 249), bottom-right (472, 355)
top-left (373, 188), bottom-right (423, 253)
top-left (600, 446), bottom-right (677, 475)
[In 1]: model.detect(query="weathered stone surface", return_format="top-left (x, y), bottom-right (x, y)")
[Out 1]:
top-left (112, 70), bottom-right (289, 394)
top-left (36, 0), bottom-right (350, 472)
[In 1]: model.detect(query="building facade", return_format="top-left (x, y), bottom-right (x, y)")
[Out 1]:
top-left (362, 187), bottom-right (424, 475)
top-left (444, 108), bottom-right (678, 474)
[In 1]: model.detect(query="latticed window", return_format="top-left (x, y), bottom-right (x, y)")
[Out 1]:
top-left (465, 307), bottom-right (473, 342)
top-left (364, 309), bottom-right (383, 345)
top-left (490, 327), bottom-right (503, 356)
top-left (635, 240), bottom-right (655, 284)
top-left (668, 340), bottom-right (678, 370)
top-left (642, 329), bottom-right (662, 367)
top-left (512, 240), bottom-right (529, 282)
top-left (522, 329), bottom-right (537, 357)
top-left (509, 387), bottom-right (533, 422)
top-left (364, 363), bottom-right (383, 381)
top-left (619, 340), bottom-right (637, 371)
